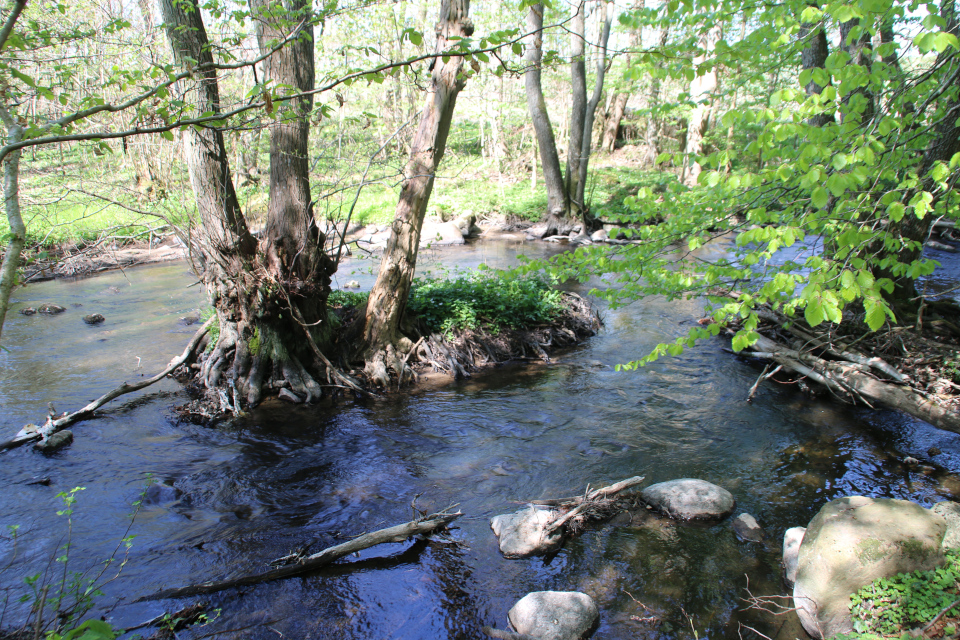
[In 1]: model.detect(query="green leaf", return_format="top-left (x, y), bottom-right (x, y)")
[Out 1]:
top-left (160, 129), bottom-right (174, 141)
top-left (805, 298), bottom-right (825, 326)
top-left (812, 187), bottom-right (829, 209)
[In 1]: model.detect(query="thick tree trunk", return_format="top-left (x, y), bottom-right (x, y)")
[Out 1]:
top-left (798, 4), bottom-right (834, 127)
top-left (361, 0), bottom-right (473, 386)
top-left (524, 3), bottom-right (568, 231)
top-left (566, 1), bottom-right (587, 216)
top-left (162, 0), bottom-right (339, 408)
top-left (576, 0), bottom-right (612, 220)
top-left (682, 23), bottom-right (721, 187)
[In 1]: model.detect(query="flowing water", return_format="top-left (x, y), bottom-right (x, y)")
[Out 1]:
top-left (3, 240), bottom-right (960, 640)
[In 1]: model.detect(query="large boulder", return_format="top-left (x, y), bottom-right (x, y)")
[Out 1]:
top-left (490, 506), bottom-right (563, 558)
top-left (932, 501), bottom-right (960, 550)
top-left (420, 220), bottom-right (465, 246)
top-left (793, 496), bottom-right (946, 638)
top-left (640, 479), bottom-right (735, 521)
top-left (508, 591), bottom-right (598, 640)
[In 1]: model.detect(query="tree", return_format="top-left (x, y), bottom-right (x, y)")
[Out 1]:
top-left (681, 19), bottom-right (721, 187)
top-left (531, 0), bottom-right (960, 368)
top-left (361, 0), bottom-right (473, 387)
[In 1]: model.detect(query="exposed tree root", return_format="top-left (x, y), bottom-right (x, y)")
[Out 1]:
top-left (403, 292), bottom-right (601, 382)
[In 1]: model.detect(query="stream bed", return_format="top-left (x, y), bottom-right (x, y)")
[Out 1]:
top-left (3, 240), bottom-right (960, 640)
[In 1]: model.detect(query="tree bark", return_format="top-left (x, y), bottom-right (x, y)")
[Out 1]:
top-left (361, 0), bottom-right (473, 386)
top-left (601, 92), bottom-right (628, 153)
top-left (566, 1), bottom-right (587, 215)
top-left (798, 4), bottom-right (834, 127)
top-left (576, 0), bottom-right (613, 217)
top-left (0, 118), bottom-right (23, 348)
top-left (524, 3), bottom-right (568, 229)
top-left (839, 18), bottom-right (874, 124)
top-left (682, 22), bottom-right (721, 187)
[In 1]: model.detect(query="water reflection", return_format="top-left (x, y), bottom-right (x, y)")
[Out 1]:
top-left (1, 243), bottom-right (960, 640)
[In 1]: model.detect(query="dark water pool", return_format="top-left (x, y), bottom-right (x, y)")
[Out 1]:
top-left (2, 242), bottom-right (960, 640)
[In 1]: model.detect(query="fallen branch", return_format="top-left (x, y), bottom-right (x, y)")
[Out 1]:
top-left (137, 507), bottom-right (462, 601)
top-left (0, 317), bottom-right (214, 452)
top-left (542, 476), bottom-right (645, 535)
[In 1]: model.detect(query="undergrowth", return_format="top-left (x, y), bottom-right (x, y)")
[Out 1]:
top-left (835, 549), bottom-right (960, 640)
top-left (407, 271), bottom-right (564, 336)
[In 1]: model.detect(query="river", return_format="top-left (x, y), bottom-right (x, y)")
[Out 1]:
top-left (2, 239), bottom-right (960, 640)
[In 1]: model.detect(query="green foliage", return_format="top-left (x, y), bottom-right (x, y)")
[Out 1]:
top-left (407, 271), bottom-right (564, 336)
top-left (200, 307), bottom-right (219, 352)
top-left (327, 289), bottom-right (369, 308)
top-left (838, 550), bottom-right (960, 638)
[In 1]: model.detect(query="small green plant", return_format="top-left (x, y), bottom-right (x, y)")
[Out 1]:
top-left (200, 307), bottom-right (219, 352)
top-left (407, 271), bottom-right (564, 336)
top-left (842, 549), bottom-right (960, 638)
top-left (328, 289), bottom-right (368, 308)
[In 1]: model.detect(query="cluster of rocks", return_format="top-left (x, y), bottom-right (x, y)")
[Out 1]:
top-left (486, 478), bottom-right (750, 640)
top-left (782, 496), bottom-right (960, 639)
top-left (19, 303), bottom-right (105, 325)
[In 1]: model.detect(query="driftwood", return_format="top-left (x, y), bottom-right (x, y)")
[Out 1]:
top-left (543, 476), bottom-right (646, 535)
top-left (724, 312), bottom-right (960, 433)
top-left (138, 508), bottom-right (462, 601)
top-left (0, 317), bottom-right (213, 452)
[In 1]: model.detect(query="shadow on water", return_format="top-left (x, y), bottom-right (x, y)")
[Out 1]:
top-left (2, 242), bottom-right (960, 639)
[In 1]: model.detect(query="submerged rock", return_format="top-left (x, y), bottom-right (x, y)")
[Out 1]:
top-left (82, 314), bottom-right (105, 325)
top-left (37, 303), bottom-right (67, 314)
top-left (782, 526), bottom-right (806, 587)
top-left (640, 478), bottom-right (735, 521)
top-left (490, 506), bottom-right (564, 558)
top-left (508, 591), bottom-right (598, 640)
top-left (35, 430), bottom-right (73, 452)
top-left (794, 496), bottom-right (946, 638)
top-left (932, 501), bottom-right (960, 550)
top-left (19, 307), bottom-right (36, 315)
top-left (732, 513), bottom-right (763, 542)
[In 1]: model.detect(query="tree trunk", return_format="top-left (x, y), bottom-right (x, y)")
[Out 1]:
top-left (839, 18), bottom-right (874, 124)
top-left (524, 3), bottom-right (568, 228)
top-left (601, 92), bottom-right (628, 153)
top-left (576, 0), bottom-right (613, 225)
top-left (0, 119), bottom-right (23, 348)
top-left (361, 0), bottom-right (473, 386)
top-left (162, 0), bottom-right (338, 407)
top-left (566, 1), bottom-right (587, 216)
top-left (641, 26), bottom-right (669, 168)
top-left (682, 22), bottom-right (721, 187)
top-left (798, 4), bottom-right (834, 127)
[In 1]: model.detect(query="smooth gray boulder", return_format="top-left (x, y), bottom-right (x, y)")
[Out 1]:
top-left (490, 506), bottom-right (563, 558)
top-left (932, 501), bottom-right (960, 549)
top-left (782, 526), bottom-right (806, 587)
top-left (732, 513), bottom-right (763, 542)
top-left (793, 496), bottom-right (946, 638)
top-left (640, 479), bottom-right (735, 521)
top-left (508, 591), bottom-right (598, 640)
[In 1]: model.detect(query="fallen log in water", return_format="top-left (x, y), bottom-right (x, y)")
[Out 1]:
top-left (137, 507), bottom-right (462, 601)
top-left (0, 317), bottom-right (213, 452)
top-left (716, 296), bottom-right (960, 433)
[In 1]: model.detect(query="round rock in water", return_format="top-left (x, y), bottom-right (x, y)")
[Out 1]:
top-left (37, 303), bottom-right (67, 315)
top-left (34, 430), bottom-right (73, 452)
top-left (732, 513), bottom-right (763, 542)
top-left (490, 506), bottom-right (564, 558)
top-left (782, 526), bottom-right (806, 588)
top-left (508, 591), bottom-right (599, 640)
top-left (82, 314), bottom-right (105, 325)
top-left (640, 478), bottom-right (735, 521)
top-left (793, 496), bottom-right (946, 638)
